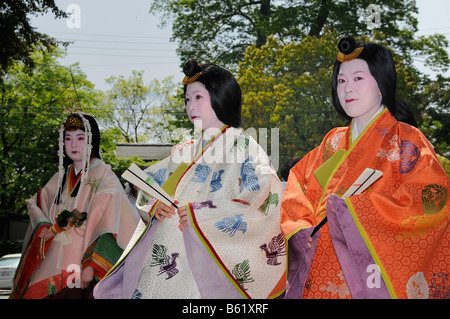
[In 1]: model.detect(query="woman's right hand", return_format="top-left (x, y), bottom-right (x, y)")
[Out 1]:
top-left (154, 200), bottom-right (178, 222)
top-left (307, 236), bottom-right (313, 249)
top-left (38, 227), bottom-right (55, 240)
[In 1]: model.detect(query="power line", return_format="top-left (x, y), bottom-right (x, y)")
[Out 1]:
top-left (64, 51), bottom-right (178, 59)
top-left (69, 45), bottom-right (177, 52)
top-left (57, 37), bottom-right (177, 46)
top-left (37, 30), bottom-right (173, 40)
top-left (81, 61), bottom-right (182, 68)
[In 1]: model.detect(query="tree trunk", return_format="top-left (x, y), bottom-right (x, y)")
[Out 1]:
top-left (309, 0), bottom-right (329, 37)
top-left (256, 0), bottom-right (271, 47)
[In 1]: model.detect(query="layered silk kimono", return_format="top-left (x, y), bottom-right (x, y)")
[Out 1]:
top-left (281, 109), bottom-right (450, 299)
top-left (11, 158), bottom-right (139, 299)
top-left (94, 126), bottom-right (286, 299)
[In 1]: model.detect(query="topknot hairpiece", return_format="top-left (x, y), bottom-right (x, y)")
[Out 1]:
top-left (182, 72), bottom-right (202, 85)
top-left (337, 36), bottom-right (364, 62)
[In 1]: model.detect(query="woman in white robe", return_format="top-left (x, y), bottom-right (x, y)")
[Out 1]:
top-left (11, 113), bottom-right (139, 299)
top-left (94, 60), bottom-right (287, 299)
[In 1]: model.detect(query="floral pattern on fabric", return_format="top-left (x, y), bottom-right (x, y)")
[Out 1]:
top-left (422, 184), bottom-right (448, 215)
top-left (399, 140), bottom-right (420, 174)
top-left (281, 109), bottom-right (450, 299)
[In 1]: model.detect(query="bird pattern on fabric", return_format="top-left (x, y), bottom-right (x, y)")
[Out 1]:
top-left (214, 214), bottom-right (247, 237)
top-left (192, 164), bottom-right (212, 183)
top-left (260, 233), bottom-right (286, 266)
top-left (192, 200), bottom-right (217, 210)
top-left (147, 168), bottom-right (167, 186)
top-left (239, 157), bottom-right (260, 193)
top-left (131, 288), bottom-right (142, 299)
top-left (258, 192), bottom-right (279, 216)
top-left (150, 244), bottom-right (179, 280)
top-left (210, 169), bottom-right (225, 192)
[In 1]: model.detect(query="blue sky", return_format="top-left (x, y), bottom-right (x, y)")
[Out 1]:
top-left (31, 0), bottom-right (450, 91)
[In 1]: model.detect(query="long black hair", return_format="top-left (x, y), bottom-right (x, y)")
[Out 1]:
top-left (331, 36), bottom-right (398, 121)
top-left (55, 113), bottom-right (101, 202)
top-left (183, 59), bottom-right (242, 128)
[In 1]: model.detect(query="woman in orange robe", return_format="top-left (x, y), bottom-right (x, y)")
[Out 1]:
top-left (281, 37), bottom-right (449, 299)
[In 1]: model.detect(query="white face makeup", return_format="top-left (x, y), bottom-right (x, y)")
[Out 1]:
top-left (337, 59), bottom-right (383, 132)
top-left (64, 129), bottom-right (85, 169)
top-left (185, 81), bottom-right (225, 135)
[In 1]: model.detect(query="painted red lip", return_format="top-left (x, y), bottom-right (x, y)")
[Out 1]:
top-left (345, 99), bottom-right (356, 103)
top-left (191, 116), bottom-right (199, 120)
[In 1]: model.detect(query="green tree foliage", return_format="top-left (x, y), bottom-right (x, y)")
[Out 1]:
top-left (151, 0), bottom-right (449, 163)
top-left (239, 32), bottom-right (349, 166)
top-left (150, 0), bottom-right (428, 69)
top-left (239, 31), bottom-right (450, 167)
top-left (420, 75), bottom-right (450, 157)
top-left (0, 46), bottom-right (154, 218)
top-left (0, 0), bottom-right (67, 81)
top-left (163, 85), bottom-right (195, 144)
top-left (0, 46), bottom-right (98, 217)
top-left (102, 71), bottom-right (181, 143)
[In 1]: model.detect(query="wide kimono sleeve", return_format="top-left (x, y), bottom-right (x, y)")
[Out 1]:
top-left (79, 165), bottom-right (140, 280)
top-left (11, 175), bottom-right (59, 299)
top-left (336, 125), bottom-right (450, 299)
top-left (181, 138), bottom-right (287, 299)
top-left (281, 147), bottom-right (321, 235)
top-left (93, 154), bottom-right (181, 299)
top-left (22, 176), bottom-right (57, 255)
top-left (26, 174), bottom-right (60, 230)
top-left (280, 128), bottom-right (344, 299)
top-left (280, 127), bottom-right (347, 235)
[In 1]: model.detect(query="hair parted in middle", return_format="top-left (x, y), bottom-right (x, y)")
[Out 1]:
top-left (183, 59), bottom-right (242, 128)
top-left (62, 112), bottom-right (101, 169)
top-left (331, 36), bottom-right (398, 121)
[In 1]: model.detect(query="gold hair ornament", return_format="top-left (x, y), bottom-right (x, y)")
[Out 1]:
top-left (62, 98), bottom-right (84, 131)
top-left (337, 47), bottom-right (364, 62)
top-left (63, 114), bottom-right (84, 131)
top-left (182, 72), bottom-right (202, 85)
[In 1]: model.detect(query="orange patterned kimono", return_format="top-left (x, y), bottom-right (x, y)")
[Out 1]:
top-left (281, 109), bottom-right (449, 299)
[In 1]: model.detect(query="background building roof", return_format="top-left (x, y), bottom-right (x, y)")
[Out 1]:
top-left (114, 143), bottom-right (173, 161)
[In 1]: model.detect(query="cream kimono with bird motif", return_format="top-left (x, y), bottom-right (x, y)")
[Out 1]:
top-left (94, 126), bottom-right (286, 299)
